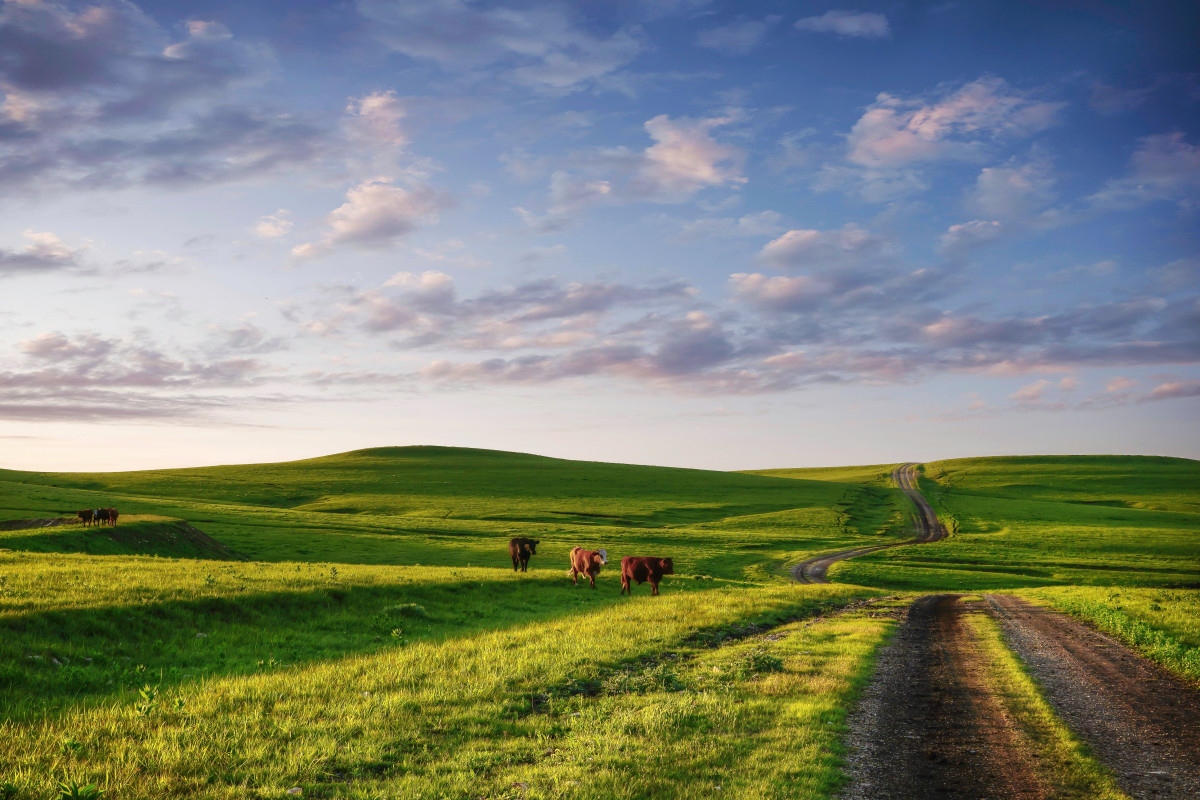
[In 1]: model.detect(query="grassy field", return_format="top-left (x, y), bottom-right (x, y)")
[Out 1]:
top-left (1, 551), bottom-right (887, 798)
top-left (829, 456), bottom-right (1200, 591)
top-left (0, 447), bottom-right (911, 580)
top-left (1, 448), bottom-right (1197, 797)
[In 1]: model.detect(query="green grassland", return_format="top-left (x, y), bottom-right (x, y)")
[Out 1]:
top-left (828, 455), bottom-right (1200, 591)
top-left (1, 448), bottom-right (1197, 797)
top-left (0, 447), bottom-right (913, 580)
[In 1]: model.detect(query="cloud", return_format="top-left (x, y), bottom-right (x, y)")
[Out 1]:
top-left (517, 114), bottom-right (744, 228)
top-left (0, 229), bottom-right (83, 275)
top-left (677, 211), bottom-right (784, 239)
top-left (0, 329), bottom-right (277, 422)
top-left (345, 90), bottom-right (407, 150)
top-left (758, 225), bottom-right (891, 270)
top-left (936, 219), bottom-right (1005, 260)
top-left (1010, 378), bottom-right (1051, 404)
top-left (632, 114), bottom-right (745, 201)
top-left (0, 1), bottom-right (326, 193)
top-left (1090, 132), bottom-right (1200, 210)
top-left (968, 158), bottom-right (1056, 219)
top-left (695, 18), bottom-right (779, 55)
top-left (847, 77), bottom-right (1064, 169)
top-left (254, 210), bottom-right (293, 239)
top-left (794, 10), bottom-right (890, 39)
top-left (1147, 380), bottom-right (1200, 400)
top-left (356, 0), bottom-right (644, 92)
top-left (293, 178), bottom-right (450, 257)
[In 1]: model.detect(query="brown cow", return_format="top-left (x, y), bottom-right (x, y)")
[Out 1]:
top-left (508, 537), bottom-right (539, 572)
top-left (92, 507), bottom-right (118, 526)
top-left (569, 546), bottom-right (608, 588)
top-left (77, 509), bottom-right (94, 527)
top-left (620, 556), bottom-right (674, 596)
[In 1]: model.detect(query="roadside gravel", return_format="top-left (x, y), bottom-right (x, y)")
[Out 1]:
top-left (988, 595), bottom-right (1200, 799)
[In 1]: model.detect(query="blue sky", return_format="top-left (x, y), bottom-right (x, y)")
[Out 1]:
top-left (1, 0), bottom-right (1197, 471)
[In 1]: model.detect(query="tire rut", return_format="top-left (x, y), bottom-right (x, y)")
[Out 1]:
top-left (987, 594), bottom-right (1200, 799)
top-left (792, 463), bottom-right (945, 584)
top-left (841, 594), bottom-right (1048, 800)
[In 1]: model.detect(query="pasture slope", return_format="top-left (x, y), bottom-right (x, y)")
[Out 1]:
top-left (0, 448), bottom-right (1196, 799)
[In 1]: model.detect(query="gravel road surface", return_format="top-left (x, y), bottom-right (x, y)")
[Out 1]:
top-left (988, 594), bottom-right (1200, 799)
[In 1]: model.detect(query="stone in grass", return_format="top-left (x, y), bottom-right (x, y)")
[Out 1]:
top-left (286, 789), bottom-right (302, 796)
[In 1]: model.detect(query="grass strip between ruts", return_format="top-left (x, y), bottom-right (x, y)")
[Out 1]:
top-left (964, 608), bottom-right (1129, 800)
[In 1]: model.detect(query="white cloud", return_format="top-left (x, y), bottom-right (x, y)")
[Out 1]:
top-left (678, 210), bottom-right (784, 239)
top-left (794, 10), bottom-right (890, 39)
top-left (937, 219), bottom-right (1005, 260)
top-left (812, 164), bottom-right (929, 203)
top-left (254, 209), bottom-right (293, 239)
top-left (633, 114), bottom-right (745, 201)
top-left (1090, 132), bottom-right (1200, 210)
top-left (729, 272), bottom-right (823, 310)
top-left (1010, 378), bottom-right (1051, 403)
top-left (356, 1), bottom-right (644, 92)
top-left (695, 18), bottom-right (779, 55)
top-left (345, 90), bottom-right (407, 150)
top-left (1147, 380), bottom-right (1200, 400)
top-left (1105, 376), bottom-right (1137, 393)
top-left (0, 229), bottom-right (83, 275)
top-left (292, 178), bottom-right (449, 257)
top-left (759, 225), bottom-right (889, 270)
top-left (847, 77), bottom-right (1064, 168)
top-left (969, 158), bottom-right (1056, 219)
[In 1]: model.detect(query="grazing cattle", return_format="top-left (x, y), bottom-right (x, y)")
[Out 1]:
top-left (569, 547), bottom-right (608, 589)
top-left (106, 507), bottom-right (118, 527)
top-left (92, 507), bottom-right (118, 527)
top-left (77, 509), bottom-right (94, 527)
top-left (620, 556), bottom-right (674, 596)
top-left (508, 537), bottom-right (539, 572)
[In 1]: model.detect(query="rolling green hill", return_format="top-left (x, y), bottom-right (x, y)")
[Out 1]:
top-left (829, 455), bottom-right (1200, 590)
top-left (1, 448), bottom-right (1197, 799)
top-left (0, 446), bottom-right (911, 579)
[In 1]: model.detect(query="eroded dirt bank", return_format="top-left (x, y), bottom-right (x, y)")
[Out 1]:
top-left (988, 595), bottom-right (1200, 799)
top-left (840, 594), bottom-right (1047, 800)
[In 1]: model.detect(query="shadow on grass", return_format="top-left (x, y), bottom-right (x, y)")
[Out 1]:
top-left (0, 571), bottom-right (734, 722)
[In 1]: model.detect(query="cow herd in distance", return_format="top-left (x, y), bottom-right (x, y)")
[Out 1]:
top-left (509, 536), bottom-right (676, 596)
top-left (76, 507), bottom-right (119, 527)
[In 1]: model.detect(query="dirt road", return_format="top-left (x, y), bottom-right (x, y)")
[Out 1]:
top-left (988, 595), bottom-right (1200, 799)
top-left (828, 467), bottom-right (1200, 799)
top-left (841, 595), bottom-right (1048, 800)
top-left (793, 463), bottom-right (944, 584)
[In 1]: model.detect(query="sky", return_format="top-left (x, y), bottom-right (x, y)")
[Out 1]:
top-left (1, 0), bottom-right (1198, 472)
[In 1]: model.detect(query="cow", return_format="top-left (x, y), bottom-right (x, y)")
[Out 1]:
top-left (77, 509), bottom-right (94, 527)
top-left (105, 507), bottom-right (119, 527)
top-left (569, 547), bottom-right (608, 589)
top-left (620, 556), bottom-right (674, 596)
top-left (508, 537), bottom-right (539, 572)
top-left (93, 507), bottom-right (118, 527)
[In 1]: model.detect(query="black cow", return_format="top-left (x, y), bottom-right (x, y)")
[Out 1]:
top-left (509, 537), bottom-right (539, 572)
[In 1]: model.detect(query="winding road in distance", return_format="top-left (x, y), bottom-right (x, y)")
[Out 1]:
top-left (792, 463), bottom-right (946, 584)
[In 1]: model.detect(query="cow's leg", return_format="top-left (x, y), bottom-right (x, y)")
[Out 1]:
top-left (588, 572), bottom-right (596, 589)
top-left (512, 557), bottom-right (519, 572)
top-left (650, 580), bottom-right (659, 596)
top-left (571, 569), bottom-right (578, 585)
